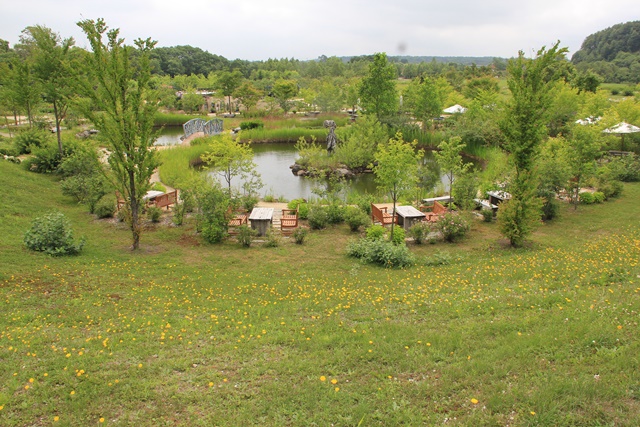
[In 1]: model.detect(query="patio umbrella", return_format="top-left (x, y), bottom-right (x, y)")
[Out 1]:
top-left (603, 122), bottom-right (640, 151)
top-left (443, 104), bottom-right (467, 114)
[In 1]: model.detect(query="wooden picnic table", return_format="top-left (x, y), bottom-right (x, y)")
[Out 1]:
top-left (395, 205), bottom-right (426, 230)
top-left (249, 207), bottom-right (274, 236)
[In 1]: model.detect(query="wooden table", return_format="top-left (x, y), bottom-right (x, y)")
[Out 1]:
top-left (395, 205), bottom-right (426, 230)
top-left (249, 207), bottom-right (274, 236)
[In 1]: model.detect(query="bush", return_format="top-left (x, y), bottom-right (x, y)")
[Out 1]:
top-left (287, 199), bottom-right (310, 219)
top-left (241, 194), bottom-right (259, 212)
top-left (435, 213), bottom-right (470, 242)
top-left (603, 155), bottom-right (640, 182)
top-left (23, 139), bottom-right (78, 174)
top-left (293, 227), bottom-right (308, 244)
top-left (326, 203), bottom-right (346, 224)
top-left (308, 206), bottom-right (329, 229)
top-left (236, 225), bottom-right (257, 247)
top-left (24, 212), bottom-right (84, 256)
top-left (365, 224), bottom-right (386, 241)
top-left (147, 206), bottom-right (163, 223)
top-left (592, 191), bottom-right (605, 203)
top-left (95, 197), bottom-right (116, 219)
top-left (346, 238), bottom-right (415, 268)
top-left (597, 179), bottom-right (623, 199)
top-left (540, 198), bottom-right (560, 221)
top-left (390, 226), bottom-right (406, 245)
top-left (14, 128), bottom-right (51, 155)
top-left (481, 209), bottom-right (494, 222)
top-left (579, 191), bottom-right (595, 204)
top-left (239, 121), bottom-right (264, 130)
top-left (408, 222), bottom-right (431, 244)
top-left (263, 231), bottom-right (281, 248)
top-left (344, 207), bottom-right (370, 232)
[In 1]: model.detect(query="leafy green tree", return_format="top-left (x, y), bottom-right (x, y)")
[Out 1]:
top-left (216, 70), bottom-right (243, 113)
top-left (19, 25), bottom-right (75, 155)
top-left (564, 125), bottom-right (602, 208)
top-left (272, 79), bottom-right (298, 113)
top-left (201, 135), bottom-right (259, 196)
top-left (403, 76), bottom-right (447, 130)
top-left (498, 43), bottom-right (567, 247)
top-left (180, 89), bottom-right (203, 113)
top-left (1, 59), bottom-right (41, 126)
top-left (335, 115), bottom-right (388, 169)
top-left (359, 53), bottom-right (398, 122)
top-left (235, 81), bottom-right (261, 112)
top-left (314, 79), bottom-right (343, 112)
top-left (76, 18), bottom-right (159, 250)
top-left (434, 136), bottom-right (471, 204)
top-left (373, 132), bottom-right (423, 241)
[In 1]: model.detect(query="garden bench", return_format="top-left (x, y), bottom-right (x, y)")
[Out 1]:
top-left (371, 203), bottom-right (396, 226)
top-left (280, 207), bottom-right (299, 234)
top-left (227, 208), bottom-right (248, 235)
top-left (151, 190), bottom-right (178, 210)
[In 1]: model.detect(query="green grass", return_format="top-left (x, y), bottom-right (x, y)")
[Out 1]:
top-left (1, 160), bottom-right (640, 426)
top-left (237, 127), bottom-right (328, 143)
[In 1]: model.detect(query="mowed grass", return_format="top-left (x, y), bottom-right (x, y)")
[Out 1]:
top-left (0, 160), bottom-right (639, 426)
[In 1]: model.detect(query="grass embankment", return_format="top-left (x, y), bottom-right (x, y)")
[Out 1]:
top-left (1, 160), bottom-right (639, 426)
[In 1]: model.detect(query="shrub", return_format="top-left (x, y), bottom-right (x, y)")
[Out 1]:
top-left (239, 121), bottom-right (264, 130)
top-left (326, 203), bottom-right (346, 224)
top-left (147, 206), bottom-right (163, 223)
top-left (597, 179), bottom-right (623, 199)
top-left (593, 191), bottom-right (606, 203)
top-left (241, 194), bottom-right (259, 212)
top-left (579, 191), bottom-right (595, 204)
top-left (95, 197), bottom-right (116, 219)
top-left (24, 212), bottom-right (84, 256)
top-left (236, 225), bottom-right (257, 247)
top-left (348, 193), bottom-right (376, 216)
top-left (435, 213), bottom-right (470, 243)
top-left (293, 227), bottom-right (308, 244)
top-left (263, 231), bottom-right (281, 248)
top-left (344, 207), bottom-right (370, 232)
top-left (308, 206), bottom-right (328, 229)
top-left (408, 222), bottom-right (431, 244)
top-left (390, 226), bottom-right (406, 245)
top-left (14, 128), bottom-right (51, 155)
top-left (23, 139), bottom-right (78, 174)
top-left (346, 238), bottom-right (415, 268)
top-left (603, 155), bottom-right (640, 182)
top-left (481, 209), bottom-right (494, 222)
top-left (366, 224), bottom-right (386, 241)
top-left (540, 198), bottom-right (560, 221)
top-left (287, 199), bottom-right (310, 219)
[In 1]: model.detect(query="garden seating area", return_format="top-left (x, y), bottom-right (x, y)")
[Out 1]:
top-left (419, 200), bottom-right (448, 223)
top-left (280, 207), bottom-right (299, 234)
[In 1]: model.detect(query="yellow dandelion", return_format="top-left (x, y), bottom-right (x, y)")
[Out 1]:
top-left (334, 387), bottom-right (340, 392)
top-left (29, 378), bottom-right (34, 383)
top-left (138, 363), bottom-right (142, 368)
top-left (208, 382), bottom-right (214, 387)
top-left (617, 325), bottom-right (623, 330)
top-left (24, 385), bottom-right (29, 390)
top-left (54, 416), bottom-right (59, 422)
top-left (331, 379), bottom-right (338, 385)
top-left (320, 376), bottom-right (326, 382)
top-left (70, 391), bottom-right (75, 395)
top-left (530, 411), bottom-right (536, 415)
top-left (99, 417), bottom-right (105, 423)
top-left (470, 398), bottom-right (479, 404)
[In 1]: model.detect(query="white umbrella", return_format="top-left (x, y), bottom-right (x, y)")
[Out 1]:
top-left (603, 122), bottom-right (640, 150)
top-left (443, 104), bottom-right (467, 114)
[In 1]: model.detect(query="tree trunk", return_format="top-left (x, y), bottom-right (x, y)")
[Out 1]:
top-left (129, 172), bottom-right (140, 250)
top-left (53, 100), bottom-right (63, 156)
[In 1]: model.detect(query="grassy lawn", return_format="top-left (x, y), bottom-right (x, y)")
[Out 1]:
top-left (1, 160), bottom-right (639, 426)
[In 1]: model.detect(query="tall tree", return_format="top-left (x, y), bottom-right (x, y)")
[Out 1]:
top-left (563, 125), bottom-right (602, 208)
top-left (373, 132), bottom-right (423, 240)
top-left (359, 53), bottom-right (398, 122)
top-left (19, 26), bottom-right (75, 155)
top-left (498, 43), bottom-right (567, 247)
top-left (76, 18), bottom-right (159, 250)
top-left (403, 76), bottom-right (447, 130)
top-left (272, 79), bottom-right (298, 114)
top-left (434, 136), bottom-right (471, 204)
top-left (215, 70), bottom-right (243, 113)
top-left (235, 81), bottom-right (261, 112)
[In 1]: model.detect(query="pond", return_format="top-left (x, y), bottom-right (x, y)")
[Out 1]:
top-left (155, 127), bottom-right (459, 201)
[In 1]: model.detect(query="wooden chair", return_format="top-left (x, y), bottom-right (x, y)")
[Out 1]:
top-left (420, 200), bottom-right (448, 223)
top-left (152, 190), bottom-right (178, 210)
top-left (371, 203), bottom-right (396, 226)
top-left (280, 207), bottom-right (299, 234)
top-left (227, 208), bottom-right (248, 234)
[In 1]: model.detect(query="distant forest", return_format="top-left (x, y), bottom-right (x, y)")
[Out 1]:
top-left (571, 21), bottom-right (640, 83)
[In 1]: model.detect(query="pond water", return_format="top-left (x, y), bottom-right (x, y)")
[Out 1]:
top-left (155, 127), bottom-right (459, 201)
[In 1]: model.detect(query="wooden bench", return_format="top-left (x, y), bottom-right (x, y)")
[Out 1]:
top-left (371, 203), bottom-right (396, 226)
top-left (419, 200), bottom-right (448, 223)
top-left (280, 207), bottom-right (299, 234)
top-left (227, 208), bottom-right (248, 234)
top-left (151, 190), bottom-right (178, 210)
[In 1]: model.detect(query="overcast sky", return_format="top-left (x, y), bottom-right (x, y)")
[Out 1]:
top-left (1, 0), bottom-right (638, 61)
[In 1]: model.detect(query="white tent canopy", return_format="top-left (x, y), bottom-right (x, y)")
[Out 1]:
top-left (443, 104), bottom-right (467, 114)
top-left (575, 116), bottom-right (601, 125)
top-left (603, 122), bottom-right (640, 134)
